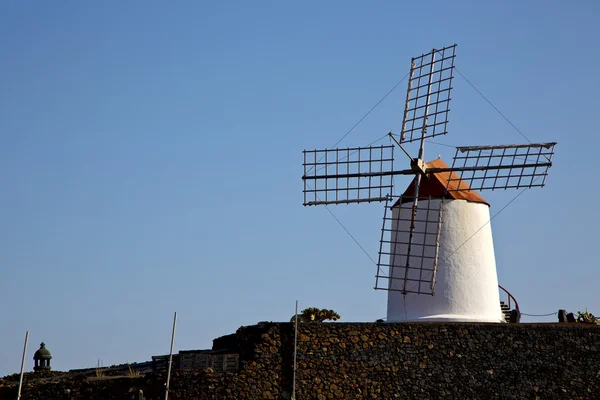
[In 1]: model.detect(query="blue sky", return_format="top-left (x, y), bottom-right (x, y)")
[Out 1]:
top-left (1, 1), bottom-right (598, 375)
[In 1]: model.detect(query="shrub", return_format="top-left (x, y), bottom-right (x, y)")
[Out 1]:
top-left (576, 309), bottom-right (599, 325)
top-left (291, 307), bottom-right (341, 323)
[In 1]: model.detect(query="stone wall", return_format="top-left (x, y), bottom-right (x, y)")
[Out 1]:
top-left (1, 322), bottom-right (599, 399)
top-left (291, 322), bottom-right (600, 399)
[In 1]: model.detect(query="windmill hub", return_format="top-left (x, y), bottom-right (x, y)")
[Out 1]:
top-left (301, 44), bottom-right (556, 323)
top-left (410, 158), bottom-right (427, 175)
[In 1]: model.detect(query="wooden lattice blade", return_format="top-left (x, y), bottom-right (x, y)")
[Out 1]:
top-left (302, 145), bottom-right (403, 206)
top-left (399, 44), bottom-right (456, 144)
top-left (436, 142), bottom-right (556, 191)
top-left (375, 196), bottom-right (443, 295)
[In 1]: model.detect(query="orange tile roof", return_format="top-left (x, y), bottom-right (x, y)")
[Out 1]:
top-left (397, 158), bottom-right (489, 206)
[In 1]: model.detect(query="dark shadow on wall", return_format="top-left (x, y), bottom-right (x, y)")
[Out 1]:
top-left (278, 323), bottom-right (296, 399)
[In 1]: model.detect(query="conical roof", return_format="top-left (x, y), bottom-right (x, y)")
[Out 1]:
top-left (396, 158), bottom-right (489, 206)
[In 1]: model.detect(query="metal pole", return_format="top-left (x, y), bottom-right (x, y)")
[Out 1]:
top-left (402, 49), bottom-right (437, 294)
top-left (400, 60), bottom-right (416, 142)
top-left (418, 49), bottom-right (436, 162)
top-left (292, 300), bottom-right (299, 400)
top-left (165, 312), bottom-right (177, 400)
top-left (17, 331), bottom-right (29, 400)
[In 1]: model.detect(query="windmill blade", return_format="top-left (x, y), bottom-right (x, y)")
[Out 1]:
top-left (303, 145), bottom-right (404, 206)
top-left (375, 196), bottom-right (444, 295)
top-left (431, 142), bottom-right (557, 192)
top-left (399, 44), bottom-right (456, 144)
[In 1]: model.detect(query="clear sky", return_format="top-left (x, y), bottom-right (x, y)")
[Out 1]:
top-left (1, 1), bottom-right (598, 375)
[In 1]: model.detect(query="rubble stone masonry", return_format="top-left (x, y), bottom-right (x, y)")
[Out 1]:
top-left (1, 322), bottom-right (599, 399)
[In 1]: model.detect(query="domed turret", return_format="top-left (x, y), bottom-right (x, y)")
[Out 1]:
top-left (33, 342), bottom-right (52, 371)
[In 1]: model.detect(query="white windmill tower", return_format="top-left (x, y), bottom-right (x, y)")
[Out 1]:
top-left (301, 44), bottom-right (556, 323)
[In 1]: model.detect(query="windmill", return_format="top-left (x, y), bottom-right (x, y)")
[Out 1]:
top-left (301, 44), bottom-right (556, 322)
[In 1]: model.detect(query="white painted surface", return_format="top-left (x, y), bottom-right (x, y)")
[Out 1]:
top-left (386, 199), bottom-right (504, 323)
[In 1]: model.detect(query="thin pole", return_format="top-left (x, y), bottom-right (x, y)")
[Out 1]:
top-left (292, 300), bottom-right (299, 400)
top-left (400, 60), bottom-right (416, 142)
top-left (164, 312), bottom-right (177, 400)
top-left (17, 331), bottom-right (29, 400)
top-left (402, 48), bottom-right (437, 294)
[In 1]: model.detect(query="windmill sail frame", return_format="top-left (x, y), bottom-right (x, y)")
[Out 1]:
top-left (376, 196), bottom-right (444, 295)
top-left (445, 142), bottom-right (557, 191)
top-left (302, 145), bottom-right (395, 206)
top-left (399, 44), bottom-right (456, 144)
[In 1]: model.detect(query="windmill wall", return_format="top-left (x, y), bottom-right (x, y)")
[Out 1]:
top-left (3, 322), bottom-right (600, 399)
top-left (387, 198), bottom-right (504, 323)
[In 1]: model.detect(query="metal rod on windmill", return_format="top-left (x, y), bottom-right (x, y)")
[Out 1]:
top-left (301, 43), bottom-right (557, 323)
top-left (401, 48), bottom-right (438, 294)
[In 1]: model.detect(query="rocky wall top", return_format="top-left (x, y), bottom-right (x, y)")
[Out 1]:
top-left (2, 322), bottom-right (599, 400)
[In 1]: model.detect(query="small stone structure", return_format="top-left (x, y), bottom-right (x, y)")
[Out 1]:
top-left (33, 342), bottom-right (52, 372)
